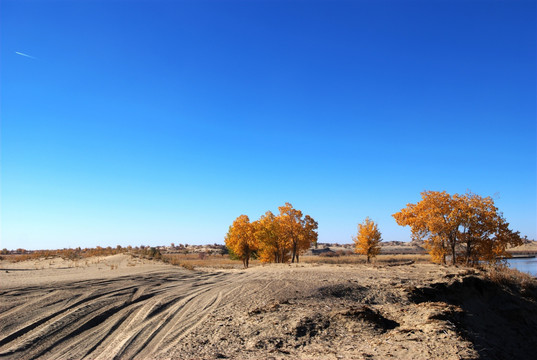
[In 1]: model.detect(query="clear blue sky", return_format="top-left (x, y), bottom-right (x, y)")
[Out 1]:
top-left (1, 0), bottom-right (536, 250)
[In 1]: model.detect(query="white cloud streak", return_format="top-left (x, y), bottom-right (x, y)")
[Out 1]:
top-left (15, 51), bottom-right (37, 59)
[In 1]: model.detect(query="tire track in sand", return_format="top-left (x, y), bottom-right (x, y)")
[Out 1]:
top-left (0, 269), bottom-right (244, 360)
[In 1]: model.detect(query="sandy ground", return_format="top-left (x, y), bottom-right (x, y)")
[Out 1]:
top-left (509, 240), bottom-right (537, 253)
top-left (1, 255), bottom-right (536, 360)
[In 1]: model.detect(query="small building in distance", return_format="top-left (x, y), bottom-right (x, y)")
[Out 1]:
top-left (308, 248), bottom-right (336, 256)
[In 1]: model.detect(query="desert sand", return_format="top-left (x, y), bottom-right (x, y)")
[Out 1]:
top-left (1, 255), bottom-right (536, 359)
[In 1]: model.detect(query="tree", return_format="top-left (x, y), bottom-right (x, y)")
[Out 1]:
top-left (353, 217), bottom-right (382, 263)
top-left (254, 211), bottom-right (290, 263)
top-left (277, 203), bottom-right (317, 263)
top-left (456, 192), bottom-right (498, 265)
top-left (277, 203), bottom-right (302, 263)
top-left (393, 191), bottom-right (461, 264)
top-left (225, 215), bottom-right (258, 268)
top-left (297, 215), bottom-right (318, 263)
top-left (226, 204), bottom-right (318, 265)
top-left (393, 190), bottom-right (522, 265)
top-left (475, 216), bottom-right (522, 264)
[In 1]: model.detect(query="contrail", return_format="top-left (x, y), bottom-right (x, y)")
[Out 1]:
top-left (15, 51), bottom-right (36, 59)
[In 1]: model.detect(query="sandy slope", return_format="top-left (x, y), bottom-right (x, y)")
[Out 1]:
top-left (0, 255), bottom-right (536, 359)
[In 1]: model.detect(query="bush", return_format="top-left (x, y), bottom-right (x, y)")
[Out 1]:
top-left (145, 247), bottom-right (162, 260)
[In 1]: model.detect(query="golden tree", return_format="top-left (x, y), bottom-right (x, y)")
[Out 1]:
top-left (227, 203), bottom-right (318, 265)
top-left (254, 211), bottom-right (291, 263)
top-left (297, 215), bottom-right (318, 263)
top-left (393, 190), bottom-right (522, 265)
top-left (393, 191), bottom-right (460, 264)
top-left (277, 203), bottom-right (317, 263)
top-left (456, 192), bottom-right (499, 264)
top-left (353, 217), bottom-right (382, 263)
top-left (278, 203), bottom-right (303, 263)
top-left (475, 216), bottom-right (522, 263)
top-left (225, 215), bottom-right (258, 268)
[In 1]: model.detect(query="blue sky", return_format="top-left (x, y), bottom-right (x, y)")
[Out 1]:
top-left (1, 0), bottom-right (535, 250)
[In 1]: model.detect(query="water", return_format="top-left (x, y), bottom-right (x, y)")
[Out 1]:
top-left (506, 257), bottom-right (537, 277)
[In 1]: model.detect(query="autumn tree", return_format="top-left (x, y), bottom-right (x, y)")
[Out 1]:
top-left (353, 217), bottom-right (382, 263)
top-left (475, 216), bottom-right (522, 264)
top-left (456, 192), bottom-right (498, 265)
top-left (393, 190), bottom-right (522, 265)
top-left (228, 203), bottom-right (318, 265)
top-left (297, 215), bottom-right (318, 263)
top-left (254, 211), bottom-right (290, 263)
top-left (277, 203), bottom-right (318, 263)
top-left (225, 215), bottom-right (258, 268)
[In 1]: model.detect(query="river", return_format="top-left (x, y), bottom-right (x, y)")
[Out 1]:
top-left (506, 257), bottom-right (537, 277)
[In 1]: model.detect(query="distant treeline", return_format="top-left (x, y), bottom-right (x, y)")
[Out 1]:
top-left (0, 246), bottom-right (163, 262)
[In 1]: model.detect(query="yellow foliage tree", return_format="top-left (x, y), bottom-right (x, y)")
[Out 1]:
top-left (228, 203), bottom-right (318, 265)
top-left (393, 191), bottom-right (522, 265)
top-left (476, 216), bottom-right (522, 263)
top-left (298, 215), bottom-right (318, 263)
top-left (456, 192), bottom-right (499, 264)
top-left (278, 203), bottom-right (303, 263)
top-left (254, 211), bottom-right (291, 263)
top-left (277, 203), bottom-right (317, 263)
top-left (225, 215), bottom-right (258, 268)
top-left (392, 191), bottom-right (464, 264)
top-left (353, 217), bottom-right (382, 263)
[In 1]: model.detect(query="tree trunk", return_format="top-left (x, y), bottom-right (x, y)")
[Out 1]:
top-left (291, 242), bottom-right (297, 263)
top-left (243, 250), bottom-right (250, 268)
top-left (465, 241), bottom-right (472, 265)
top-left (442, 238), bottom-right (447, 264)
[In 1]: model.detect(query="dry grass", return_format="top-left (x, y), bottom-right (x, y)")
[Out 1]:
top-left (160, 253), bottom-right (431, 270)
top-left (301, 254), bottom-right (431, 265)
top-left (161, 253), bottom-right (257, 270)
top-left (161, 253), bottom-right (432, 270)
top-left (1, 251), bottom-right (432, 270)
top-left (1, 247), bottom-right (126, 262)
top-left (483, 264), bottom-right (537, 292)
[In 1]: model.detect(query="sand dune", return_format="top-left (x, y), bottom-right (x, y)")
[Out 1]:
top-left (1, 255), bottom-right (536, 359)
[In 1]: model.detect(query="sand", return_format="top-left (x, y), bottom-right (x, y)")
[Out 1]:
top-left (1, 255), bottom-right (536, 359)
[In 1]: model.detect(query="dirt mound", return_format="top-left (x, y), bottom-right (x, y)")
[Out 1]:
top-left (294, 314), bottom-right (330, 339)
top-left (335, 306), bottom-right (399, 333)
top-left (317, 284), bottom-right (368, 301)
top-left (317, 283), bottom-right (402, 305)
top-left (410, 276), bottom-right (537, 360)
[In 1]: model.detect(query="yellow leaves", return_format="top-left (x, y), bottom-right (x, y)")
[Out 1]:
top-left (226, 203), bottom-right (318, 266)
top-left (255, 211), bottom-right (289, 263)
top-left (353, 217), bottom-right (382, 263)
top-left (225, 215), bottom-right (257, 268)
top-left (393, 190), bottom-right (522, 265)
top-left (424, 235), bottom-right (448, 264)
